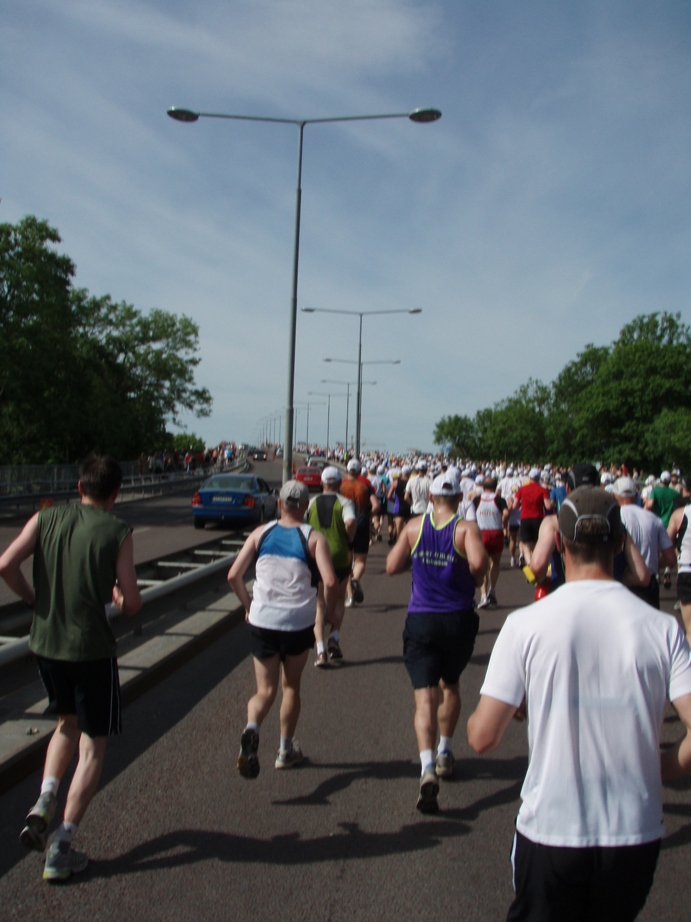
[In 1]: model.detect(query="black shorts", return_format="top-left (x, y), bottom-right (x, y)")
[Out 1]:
top-left (520, 518), bottom-right (542, 544)
top-left (508, 830), bottom-right (660, 922)
top-left (36, 656), bottom-right (122, 738)
top-left (335, 565), bottom-right (352, 584)
top-left (352, 519), bottom-right (371, 555)
top-left (403, 609), bottom-right (479, 689)
top-left (250, 624), bottom-right (314, 661)
top-left (677, 571), bottom-right (691, 603)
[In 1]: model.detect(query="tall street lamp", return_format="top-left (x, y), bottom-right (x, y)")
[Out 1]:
top-left (323, 357), bottom-right (400, 456)
top-left (307, 391), bottom-right (348, 454)
top-left (304, 307), bottom-right (421, 457)
top-left (321, 379), bottom-right (377, 452)
top-left (167, 106), bottom-right (441, 484)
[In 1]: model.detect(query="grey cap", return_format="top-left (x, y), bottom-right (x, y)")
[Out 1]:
top-left (559, 486), bottom-right (622, 545)
top-left (613, 476), bottom-right (637, 498)
top-left (280, 480), bottom-right (309, 507)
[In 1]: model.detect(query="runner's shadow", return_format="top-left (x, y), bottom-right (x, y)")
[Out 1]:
top-left (271, 759), bottom-right (417, 806)
top-left (87, 818), bottom-right (472, 879)
top-left (661, 801), bottom-right (691, 850)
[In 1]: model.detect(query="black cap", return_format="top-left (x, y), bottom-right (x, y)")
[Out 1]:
top-left (567, 463), bottom-right (599, 491)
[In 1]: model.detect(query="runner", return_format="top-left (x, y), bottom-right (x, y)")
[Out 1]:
top-left (0, 454), bottom-right (142, 881)
top-left (511, 468), bottom-right (551, 566)
top-left (387, 471), bottom-right (488, 813)
top-left (475, 476), bottom-right (508, 609)
top-left (306, 467), bottom-right (357, 666)
top-left (468, 487), bottom-right (691, 921)
top-left (339, 459), bottom-right (381, 607)
top-left (228, 480), bottom-right (337, 777)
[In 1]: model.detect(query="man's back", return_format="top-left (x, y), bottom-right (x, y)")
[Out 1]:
top-left (481, 579), bottom-right (691, 847)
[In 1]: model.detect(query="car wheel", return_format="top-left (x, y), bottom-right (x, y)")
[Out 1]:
top-left (193, 518), bottom-right (206, 530)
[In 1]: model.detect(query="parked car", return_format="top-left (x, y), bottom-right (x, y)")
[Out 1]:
top-left (191, 474), bottom-right (277, 528)
top-left (295, 466), bottom-right (323, 492)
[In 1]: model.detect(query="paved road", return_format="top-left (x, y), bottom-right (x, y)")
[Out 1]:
top-left (1, 531), bottom-right (689, 920)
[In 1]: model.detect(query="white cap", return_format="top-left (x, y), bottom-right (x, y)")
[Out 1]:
top-left (401, 465), bottom-right (412, 475)
top-left (321, 466), bottom-right (342, 484)
top-left (430, 473), bottom-right (461, 496)
top-left (660, 470), bottom-right (672, 483)
top-left (347, 459), bottom-right (361, 473)
top-left (529, 467), bottom-right (540, 480)
top-left (613, 476), bottom-right (637, 497)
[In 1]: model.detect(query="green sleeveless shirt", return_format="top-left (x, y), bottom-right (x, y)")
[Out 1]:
top-left (30, 503), bottom-right (131, 661)
top-left (306, 493), bottom-right (352, 570)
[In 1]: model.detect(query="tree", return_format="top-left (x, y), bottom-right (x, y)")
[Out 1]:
top-left (0, 216), bottom-right (212, 464)
top-left (433, 414), bottom-right (480, 457)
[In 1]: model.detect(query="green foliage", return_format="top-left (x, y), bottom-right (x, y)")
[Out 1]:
top-left (434, 312), bottom-right (691, 470)
top-left (168, 432), bottom-right (206, 453)
top-left (0, 216), bottom-right (212, 464)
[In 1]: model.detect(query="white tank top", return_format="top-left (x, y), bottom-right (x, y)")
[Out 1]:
top-left (476, 492), bottom-right (503, 531)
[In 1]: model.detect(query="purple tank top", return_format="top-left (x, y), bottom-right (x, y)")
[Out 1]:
top-left (408, 512), bottom-right (476, 614)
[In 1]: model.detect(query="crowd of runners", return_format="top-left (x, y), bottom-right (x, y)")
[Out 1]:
top-left (2, 447), bottom-right (691, 920)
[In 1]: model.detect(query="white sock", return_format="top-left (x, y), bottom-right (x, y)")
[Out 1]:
top-left (55, 821), bottom-right (78, 844)
top-left (280, 736), bottom-right (292, 753)
top-left (438, 736), bottom-right (453, 755)
top-left (316, 641), bottom-right (326, 655)
top-left (41, 777), bottom-right (59, 797)
top-left (245, 721), bottom-right (259, 733)
top-left (329, 630), bottom-right (339, 642)
top-left (419, 750), bottom-right (434, 774)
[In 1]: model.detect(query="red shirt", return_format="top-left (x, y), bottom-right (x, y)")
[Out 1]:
top-left (515, 482), bottom-right (550, 519)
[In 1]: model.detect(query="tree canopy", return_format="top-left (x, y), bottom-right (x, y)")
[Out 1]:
top-left (0, 216), bottom-right (212, 464)
top-left (434, 312), bottom-right (691, 472)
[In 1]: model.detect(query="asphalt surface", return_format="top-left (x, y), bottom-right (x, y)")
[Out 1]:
top-left (1, 470), bottom-right (690, 919)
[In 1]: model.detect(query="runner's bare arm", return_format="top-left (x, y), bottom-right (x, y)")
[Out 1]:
top-left (0, 513), bottom-right (39, 607)
top-left (227, 526), bottom-right (263, 617)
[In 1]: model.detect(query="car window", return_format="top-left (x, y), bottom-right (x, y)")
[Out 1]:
top-left (204, 476), bottom-right (255, 491)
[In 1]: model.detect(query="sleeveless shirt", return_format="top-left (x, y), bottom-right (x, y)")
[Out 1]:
top-left (408, 512), bottom-right (476, 614)
top-left (249, 522), bottom-right (317, 631)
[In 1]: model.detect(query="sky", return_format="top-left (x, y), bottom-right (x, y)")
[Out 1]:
top-left (2, 0), bottom-right (690, 455)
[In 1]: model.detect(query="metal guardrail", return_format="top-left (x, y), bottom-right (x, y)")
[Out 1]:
top-left (0, 540), bottom-right (245, 668)
top-left (0, 457), bottom-right (248, 519)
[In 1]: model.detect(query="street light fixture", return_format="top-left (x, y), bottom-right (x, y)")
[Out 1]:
top-left (167, 106), bottom-right (440, 483)
top-left (304, 307), bottom-right (422, 457)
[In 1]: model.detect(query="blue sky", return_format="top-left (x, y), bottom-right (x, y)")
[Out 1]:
top-left (2, 1), bottom-right (690, 454)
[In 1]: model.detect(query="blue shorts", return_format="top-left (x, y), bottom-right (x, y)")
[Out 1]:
top-left (403, 609), bottom-right (479, 689)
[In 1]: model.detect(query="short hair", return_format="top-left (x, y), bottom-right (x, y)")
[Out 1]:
top-left (79, 453), bottom-right (123, 501)
top-left (562, 532), bottom-right (617, 568)
top-left (483, 476), bottom-right (497, 491)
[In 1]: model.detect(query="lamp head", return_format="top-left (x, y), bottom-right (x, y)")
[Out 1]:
top-left (408, 308), bottom-right (423, 314)
top-left (408, 108), bottom-right (442, 123)
top-left (167, 108), bottom-right (200, 123)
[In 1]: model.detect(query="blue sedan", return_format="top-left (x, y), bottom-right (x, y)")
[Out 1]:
top-left (192, 474), bottom-right (277, 529)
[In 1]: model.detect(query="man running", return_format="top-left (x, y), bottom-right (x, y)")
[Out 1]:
top-left (0, 454), bottom-right (142, 881)
top-left (228, 481), bottom-right (337, 777)
top-left (475, 476), bottom-right (508, 609)
top-left (511, 468), bottom-right (551, 566)
top-left (387, 471), bottom-right (488, 813)
top-left (468, 487), bottom-right (691, 921)
top-left (339, 459), bottom-right (380, 606)
top-left (306, 467), bottom-right (357, 666)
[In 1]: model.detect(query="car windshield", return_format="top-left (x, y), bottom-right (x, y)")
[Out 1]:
top-left (203, 476), bottom-right (256, 492)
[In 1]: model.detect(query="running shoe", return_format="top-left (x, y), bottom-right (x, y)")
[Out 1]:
top-left (435, 750), bottom-right (455, 779)
top-left (327, 636), bottom-right (343, 661)
top-left (314, 652), bottom-right (329, 668)
top-left (43, 839), bottom-right (88, 881)
top-left (487, 589), bottom-right (498, 606)
top-left (345, 597), bottom-right (354, 608)
top-left (416, 766), bottom-right (439, 814)
top-left (275, 743), bottom-right (304, 770)
top-left (664, 572), bottom-right (672, 590)
top-left (350, 578), bottom-right (364, 604)
top-left (510, 557), bottom-right (516, 568)
top-left (20, 791), bottom-right (57, 853)
top-left (477, 594), bottom-right (491, 610)
top-left (237, 727), bottom-right (260, 779)
top-left (518, 554), bottom-right (526, 568)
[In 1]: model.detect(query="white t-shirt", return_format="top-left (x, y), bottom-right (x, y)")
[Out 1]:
top-left (619, 504), bottom-right (673, 575)
top-left (406, 474), bottom-right (431, 515)
top-left (481, 580), bottom-right (691, 847)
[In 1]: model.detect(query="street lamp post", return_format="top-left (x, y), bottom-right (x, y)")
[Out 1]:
top-left (304, 308), bottom-right (421, 457)
top-left (167, 106), bottom-right (440, 483)
top-left (321, 379), bottom-right (377, 453)
top-left (323, 358), bottom-right (401, 457)
top-left (307, 391), bottom-right (349, 454)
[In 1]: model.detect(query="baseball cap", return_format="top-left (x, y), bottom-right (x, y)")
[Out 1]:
top-left (279, 480), bottom-right (309, 507)
top-left (529, 467), bottom-right (540, 480)
top-left (347, 459), bottom-right (362, 474)
top-left (430, 473), bottom-right (461, 496)
top-left (559, 487), bottom-right (622, 545)
top-left (416, 460), bottom-right (428, 471)
top-left (567, 463), bottom-right (599, 491)
top-left (660, 470), bottom-right (671, 483)
top-left (401, 465), bottom-right (412, 476)
top-left (321, 466), bottom-right (342, 485)
top-left (613, 476), bottom-right (637, 498)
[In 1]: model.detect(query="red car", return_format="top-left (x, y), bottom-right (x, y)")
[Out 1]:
top-left (295, 466), bottom-right (322, 492)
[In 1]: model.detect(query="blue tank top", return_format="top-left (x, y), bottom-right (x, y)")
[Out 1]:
top-left (408, 512), bottom-right (476, 614)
